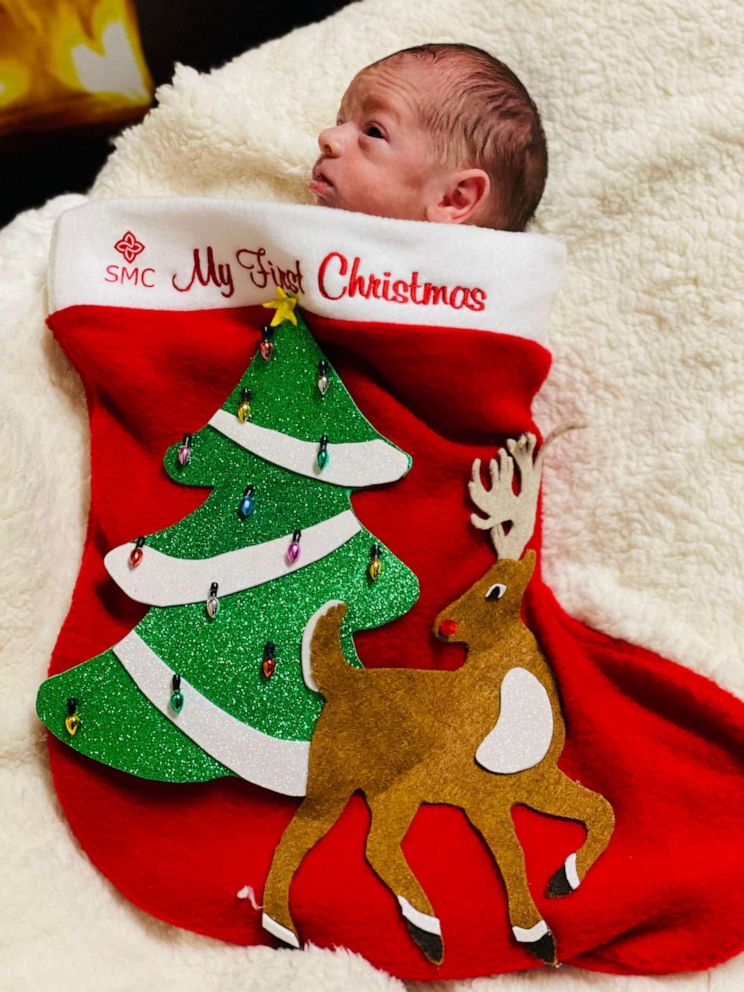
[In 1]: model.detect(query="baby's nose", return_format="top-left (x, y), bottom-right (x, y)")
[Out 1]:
top-left (318, 124), bottom-right (343, 157)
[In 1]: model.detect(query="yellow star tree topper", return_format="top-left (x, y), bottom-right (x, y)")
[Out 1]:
top-left (262, 286), bottom-right (299, 326)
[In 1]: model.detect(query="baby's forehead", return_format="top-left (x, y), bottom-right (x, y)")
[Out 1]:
top-left (339, 59), bottom-right (442, 117)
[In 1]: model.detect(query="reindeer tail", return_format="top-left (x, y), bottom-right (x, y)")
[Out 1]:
top-left (301, 601), bottom-right (352, 697)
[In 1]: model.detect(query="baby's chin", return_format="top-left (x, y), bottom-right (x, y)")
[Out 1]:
top-left (310, 198), bottom-right (372, 216)
top-left (310, 193), bottom-right (360, 214)
top-left (310, 192), bottom-right (338, 208)
top-left (309, 179), bottom-right (367, 214)
top-left (310, 189), bottom-right (418, 220)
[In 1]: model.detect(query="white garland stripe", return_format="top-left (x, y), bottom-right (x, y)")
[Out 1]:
top-left (113, 630), bottom-right (309, 796)
top-left (104, 510), bottom-right (360, 605)
top-left (209, 410), bottom-right (410, 486)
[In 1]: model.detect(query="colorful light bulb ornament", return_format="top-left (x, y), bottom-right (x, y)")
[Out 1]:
top-left (368, 543), bottom-right (383, 582)
top-left (287, 530), bottom-right (302, 564)
top-left (177, 433), bottom-right (192, 466)
top-left (206, 582), bottom-right (220, 619)
top-left (317, 360), bottom-right (330, 397)
top-left (262, 642), bottom-right (277, 680)
top-left (259, 326), bottom-right (274, 362)
top-left (170, 674), bottom-right (184, 714)
top-left (64, 697), bottom-right (80, 736)
top-left (237, 388), bottom-right (253, 423)
top-left (237, 484), bottom-right (255, 518)
top-left (317, 435), bottom-right (329, 471)
top-left (128, 536), bottom-right (146, 569)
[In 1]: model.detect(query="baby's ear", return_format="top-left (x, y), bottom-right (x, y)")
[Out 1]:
top-left (426, 169), bottom-right (491, 225)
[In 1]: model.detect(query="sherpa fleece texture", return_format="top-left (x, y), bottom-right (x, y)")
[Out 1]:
top-left (2, 0), bottom-right (742, 990)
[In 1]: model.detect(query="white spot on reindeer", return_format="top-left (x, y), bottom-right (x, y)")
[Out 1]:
top-left (475, 668), bottom-right (553, 773)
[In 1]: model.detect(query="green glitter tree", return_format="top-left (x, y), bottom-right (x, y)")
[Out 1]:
top-left (36, 303), bottom-right (419, 796)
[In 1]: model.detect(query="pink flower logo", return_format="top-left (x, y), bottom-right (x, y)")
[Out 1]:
top-left (114, 231), bottom-right (145, 264)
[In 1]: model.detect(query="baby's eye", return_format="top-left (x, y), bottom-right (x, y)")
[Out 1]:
top-left (364, 124), bottom-right (385, 139)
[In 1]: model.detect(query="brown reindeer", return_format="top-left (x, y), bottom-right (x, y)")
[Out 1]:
top-left (262, 432), bottom-right (614, 966)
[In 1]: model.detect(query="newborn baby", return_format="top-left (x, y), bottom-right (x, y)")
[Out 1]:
top-left (310, 42), bottom-right (548, 231)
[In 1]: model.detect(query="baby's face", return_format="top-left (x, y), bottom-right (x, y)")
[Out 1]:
top-left (310, 60), bottom-right (448, 221)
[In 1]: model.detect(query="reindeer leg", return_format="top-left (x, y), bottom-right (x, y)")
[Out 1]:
top-left (262, 792), bottom-right (352, 948)
top-left (465, 803), bottom-right (558, 966)
top-left (365, 792), bottom-right (444, 965)
top-left (524, 770), bottom-right (615, 898)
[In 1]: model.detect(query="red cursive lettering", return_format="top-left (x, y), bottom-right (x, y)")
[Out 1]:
top-left (317, 252), bottom-right (348, 300)
top-left (172, 247), bottom-right (234, 298)
top-left (317, 252), bottom-right (488, 313)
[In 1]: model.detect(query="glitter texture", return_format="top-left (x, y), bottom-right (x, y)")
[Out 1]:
top-left (36, 310), bottom-right (420, 785)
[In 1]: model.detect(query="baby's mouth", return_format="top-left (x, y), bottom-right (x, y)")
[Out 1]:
top-left (309, 164), bottom-right (334, 195)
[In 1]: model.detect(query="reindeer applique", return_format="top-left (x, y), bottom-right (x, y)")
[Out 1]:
top-left (262, 432), bottom-right (615, 967)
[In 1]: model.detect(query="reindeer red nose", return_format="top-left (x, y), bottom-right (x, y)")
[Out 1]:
top-left (438, 619), bottom-right (459, 638)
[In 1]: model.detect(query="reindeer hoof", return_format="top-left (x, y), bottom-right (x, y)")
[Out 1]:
top-left (404, 920), bottom-right (444, 965)
top-left (262, 912), bottom-right (301, 950)
top-left (547, 853), bottom-right (580, 898)
top-left (513, 922), bottom-right (558, 967)
top-left (525, 931), bottom-right (558, 967)
top-left (546, 866), bottom-right (572, 898)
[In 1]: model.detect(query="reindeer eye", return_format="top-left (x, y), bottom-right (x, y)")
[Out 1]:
top-left (486, 583), bottom-right (507, 601)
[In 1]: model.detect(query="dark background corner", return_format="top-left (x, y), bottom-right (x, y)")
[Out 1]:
top-left (0, 0), bottom-right (353, 228)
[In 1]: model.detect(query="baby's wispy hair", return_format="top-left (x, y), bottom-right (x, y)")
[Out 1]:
top-left (371, 43), bottom-right (548, 231)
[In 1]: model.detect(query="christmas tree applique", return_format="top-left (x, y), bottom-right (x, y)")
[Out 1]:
top-left (36, 295), bottom-right (419, 796)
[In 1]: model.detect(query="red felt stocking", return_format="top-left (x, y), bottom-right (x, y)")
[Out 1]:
top-left (39, 200), bottom-right (744, 981)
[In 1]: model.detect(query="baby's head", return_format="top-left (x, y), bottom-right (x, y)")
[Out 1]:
top-left (310, 43), bottom-right (548, 231)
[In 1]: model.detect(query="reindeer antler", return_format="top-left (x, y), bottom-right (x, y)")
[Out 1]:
top-left (469, 426), bottom-right (581, 559)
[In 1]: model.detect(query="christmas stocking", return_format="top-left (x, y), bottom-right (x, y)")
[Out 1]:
top-left (37, 199), bottom-right (744, 981)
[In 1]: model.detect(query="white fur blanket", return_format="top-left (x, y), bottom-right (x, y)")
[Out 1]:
top-left (2, 0), bottom-right (742, 989)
